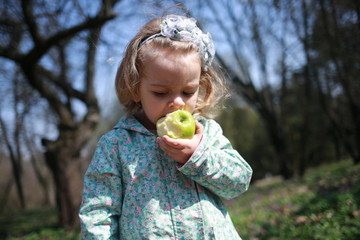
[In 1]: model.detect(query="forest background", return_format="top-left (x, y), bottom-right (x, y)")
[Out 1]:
top-left (0, 0), bottom-right (359, 237)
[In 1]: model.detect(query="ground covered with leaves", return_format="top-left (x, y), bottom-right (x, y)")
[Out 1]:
top-left (226, 160), bottom-right (360, 240)
top-left (0, 160), bottom-right (359, 239)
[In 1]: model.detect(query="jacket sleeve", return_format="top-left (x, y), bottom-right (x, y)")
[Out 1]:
top-left (79, 135), bottom-right (123, 240)
top-left (178, 119), bottom-right (253, 200)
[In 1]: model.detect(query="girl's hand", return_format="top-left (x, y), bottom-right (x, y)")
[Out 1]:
top-left (156, 121), bottom-right (204, 164)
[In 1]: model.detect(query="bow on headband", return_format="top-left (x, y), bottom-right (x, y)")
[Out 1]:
top-left (140, 15), bottom-right (215, 71)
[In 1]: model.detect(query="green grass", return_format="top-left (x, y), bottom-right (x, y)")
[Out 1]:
top-left (1, 160), bottom-right (359, 239)
top-left (0, 207), bottom-right (79, 240)
top-left (226, 160), bottom-right (360, 240)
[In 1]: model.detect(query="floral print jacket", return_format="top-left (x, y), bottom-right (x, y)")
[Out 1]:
top-left (79, 115), bottom-right (253, 239)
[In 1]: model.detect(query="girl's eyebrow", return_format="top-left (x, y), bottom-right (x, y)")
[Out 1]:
top-left (149, 82), bottom-right (169, 87)
top-left (149, 81), bottom-right (199, 87)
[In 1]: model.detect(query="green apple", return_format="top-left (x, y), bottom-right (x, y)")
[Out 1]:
top-left (156, 110), bottom-right (196, 139)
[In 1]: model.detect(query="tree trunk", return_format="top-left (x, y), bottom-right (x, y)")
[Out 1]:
top-left (45, 152), bottom-right (77, 229)
top-left (0, 115), bottom-right (25, 209)
top-left (43, 140), bottom-right (82, 228)
top-left (265, 117), bottom-right (294, 179)
top-left (42, 115), bottom-right (99, 229)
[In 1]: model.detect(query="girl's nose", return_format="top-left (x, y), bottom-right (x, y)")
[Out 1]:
top-left (170, 96), bottom-right (185, 108)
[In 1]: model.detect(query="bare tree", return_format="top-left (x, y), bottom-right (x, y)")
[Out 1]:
top-left (0, 0), bottom-right (120, 229)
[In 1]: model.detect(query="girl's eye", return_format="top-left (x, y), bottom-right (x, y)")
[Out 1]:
top-left (153, 92), bottom-right (167, 96)
top-left (183, 91), bottom-right (195, 96)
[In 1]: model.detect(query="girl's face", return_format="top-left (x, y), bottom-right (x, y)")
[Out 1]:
top-left (134, 49), bottom-right (201, 131)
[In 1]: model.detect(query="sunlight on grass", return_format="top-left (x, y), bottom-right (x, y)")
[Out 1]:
top-left (226, 160), bottom-right (360, 240)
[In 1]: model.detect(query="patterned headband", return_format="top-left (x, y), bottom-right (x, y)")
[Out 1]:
top-left (140, 15), bottom-right (215, 71)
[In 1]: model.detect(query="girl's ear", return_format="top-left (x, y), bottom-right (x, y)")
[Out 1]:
top-left (133, 90), bottom-right (140, 102)
top-left (133, 96), bottom-right (140, 102)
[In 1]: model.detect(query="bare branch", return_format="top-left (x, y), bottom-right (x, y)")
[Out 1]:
top-left (21, 0), bottom-right (43, 46)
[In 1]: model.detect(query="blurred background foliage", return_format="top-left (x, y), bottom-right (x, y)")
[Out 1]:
top-left (0, 0), bottom-right (359, 238)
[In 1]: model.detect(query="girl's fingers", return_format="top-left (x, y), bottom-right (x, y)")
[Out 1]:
top-left (195, 121), bottom-right (204, 135)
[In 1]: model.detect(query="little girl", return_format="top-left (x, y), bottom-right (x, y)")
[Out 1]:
top-left (79, 14), bottom-right (252, 239)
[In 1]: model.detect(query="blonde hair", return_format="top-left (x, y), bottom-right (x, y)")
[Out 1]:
top-left (115, 16), bottom-right (228, 118)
